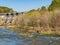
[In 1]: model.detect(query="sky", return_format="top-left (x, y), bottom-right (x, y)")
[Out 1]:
top-left (0, 0), bottom-right (52, 12)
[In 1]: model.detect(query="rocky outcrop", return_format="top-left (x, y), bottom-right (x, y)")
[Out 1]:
top-left (0, 13), bottom-right (18, 26)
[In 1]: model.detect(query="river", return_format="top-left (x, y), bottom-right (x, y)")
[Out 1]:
top-left (0, 27), bottom-right (60, 45)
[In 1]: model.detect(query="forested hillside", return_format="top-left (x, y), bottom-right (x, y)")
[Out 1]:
top-left (0, 0), bottom-right (60, 35)
top-left (0, 6), bottom-right (13, 13)
top-left (12, 0), bottom-right (60, 35)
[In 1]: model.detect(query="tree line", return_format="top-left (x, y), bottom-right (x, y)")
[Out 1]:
top-left (0, 6), bottom-right (13, 13)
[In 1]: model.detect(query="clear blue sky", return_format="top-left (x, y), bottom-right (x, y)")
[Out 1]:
top-left (0, 0), bottom-right (52, 12)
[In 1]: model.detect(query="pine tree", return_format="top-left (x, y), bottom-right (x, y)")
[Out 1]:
top-left (48, 0), bottom-right (60, 11)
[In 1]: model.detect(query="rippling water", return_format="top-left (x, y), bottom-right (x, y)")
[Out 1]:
top-left (0, 27), bottom-right (60, 45)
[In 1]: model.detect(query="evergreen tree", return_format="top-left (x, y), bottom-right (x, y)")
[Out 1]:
top-left (48, 0), bottom-right (60, 11)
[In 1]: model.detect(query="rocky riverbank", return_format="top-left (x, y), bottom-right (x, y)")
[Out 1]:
top-left (8, 26), bottom-right (60, 36)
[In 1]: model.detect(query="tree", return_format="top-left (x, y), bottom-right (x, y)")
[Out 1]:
top-left (0, 6), bottom-right (14, 13)
top-left (48, 0), bottom-right (60, 11)
top-left (40, 6), bottom-right (47, 11)
top-left (27, 9), bottom-right (40, 15)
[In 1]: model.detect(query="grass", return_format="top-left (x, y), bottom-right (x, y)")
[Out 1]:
top-left (40, 31), bottom-right (54, 35)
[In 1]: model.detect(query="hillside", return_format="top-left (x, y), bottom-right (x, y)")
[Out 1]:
top-left (0, 6), bottom-right (14, 13)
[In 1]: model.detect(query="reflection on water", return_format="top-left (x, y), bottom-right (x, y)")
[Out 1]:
top-left (0, 27), bottom-right (60, 45)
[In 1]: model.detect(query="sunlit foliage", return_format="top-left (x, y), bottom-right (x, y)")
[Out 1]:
top-left (0, 6), bottom-right (14, 13)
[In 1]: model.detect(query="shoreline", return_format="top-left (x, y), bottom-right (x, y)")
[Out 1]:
top-left (0, 26), bottom-right (60, 37)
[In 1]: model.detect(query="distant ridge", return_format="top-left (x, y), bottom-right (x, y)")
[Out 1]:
top-left (0, 6), bottom-right (14, 13)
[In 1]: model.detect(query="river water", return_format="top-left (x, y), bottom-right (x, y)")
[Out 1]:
top-left (0, 27), bottom-right (60, 45)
